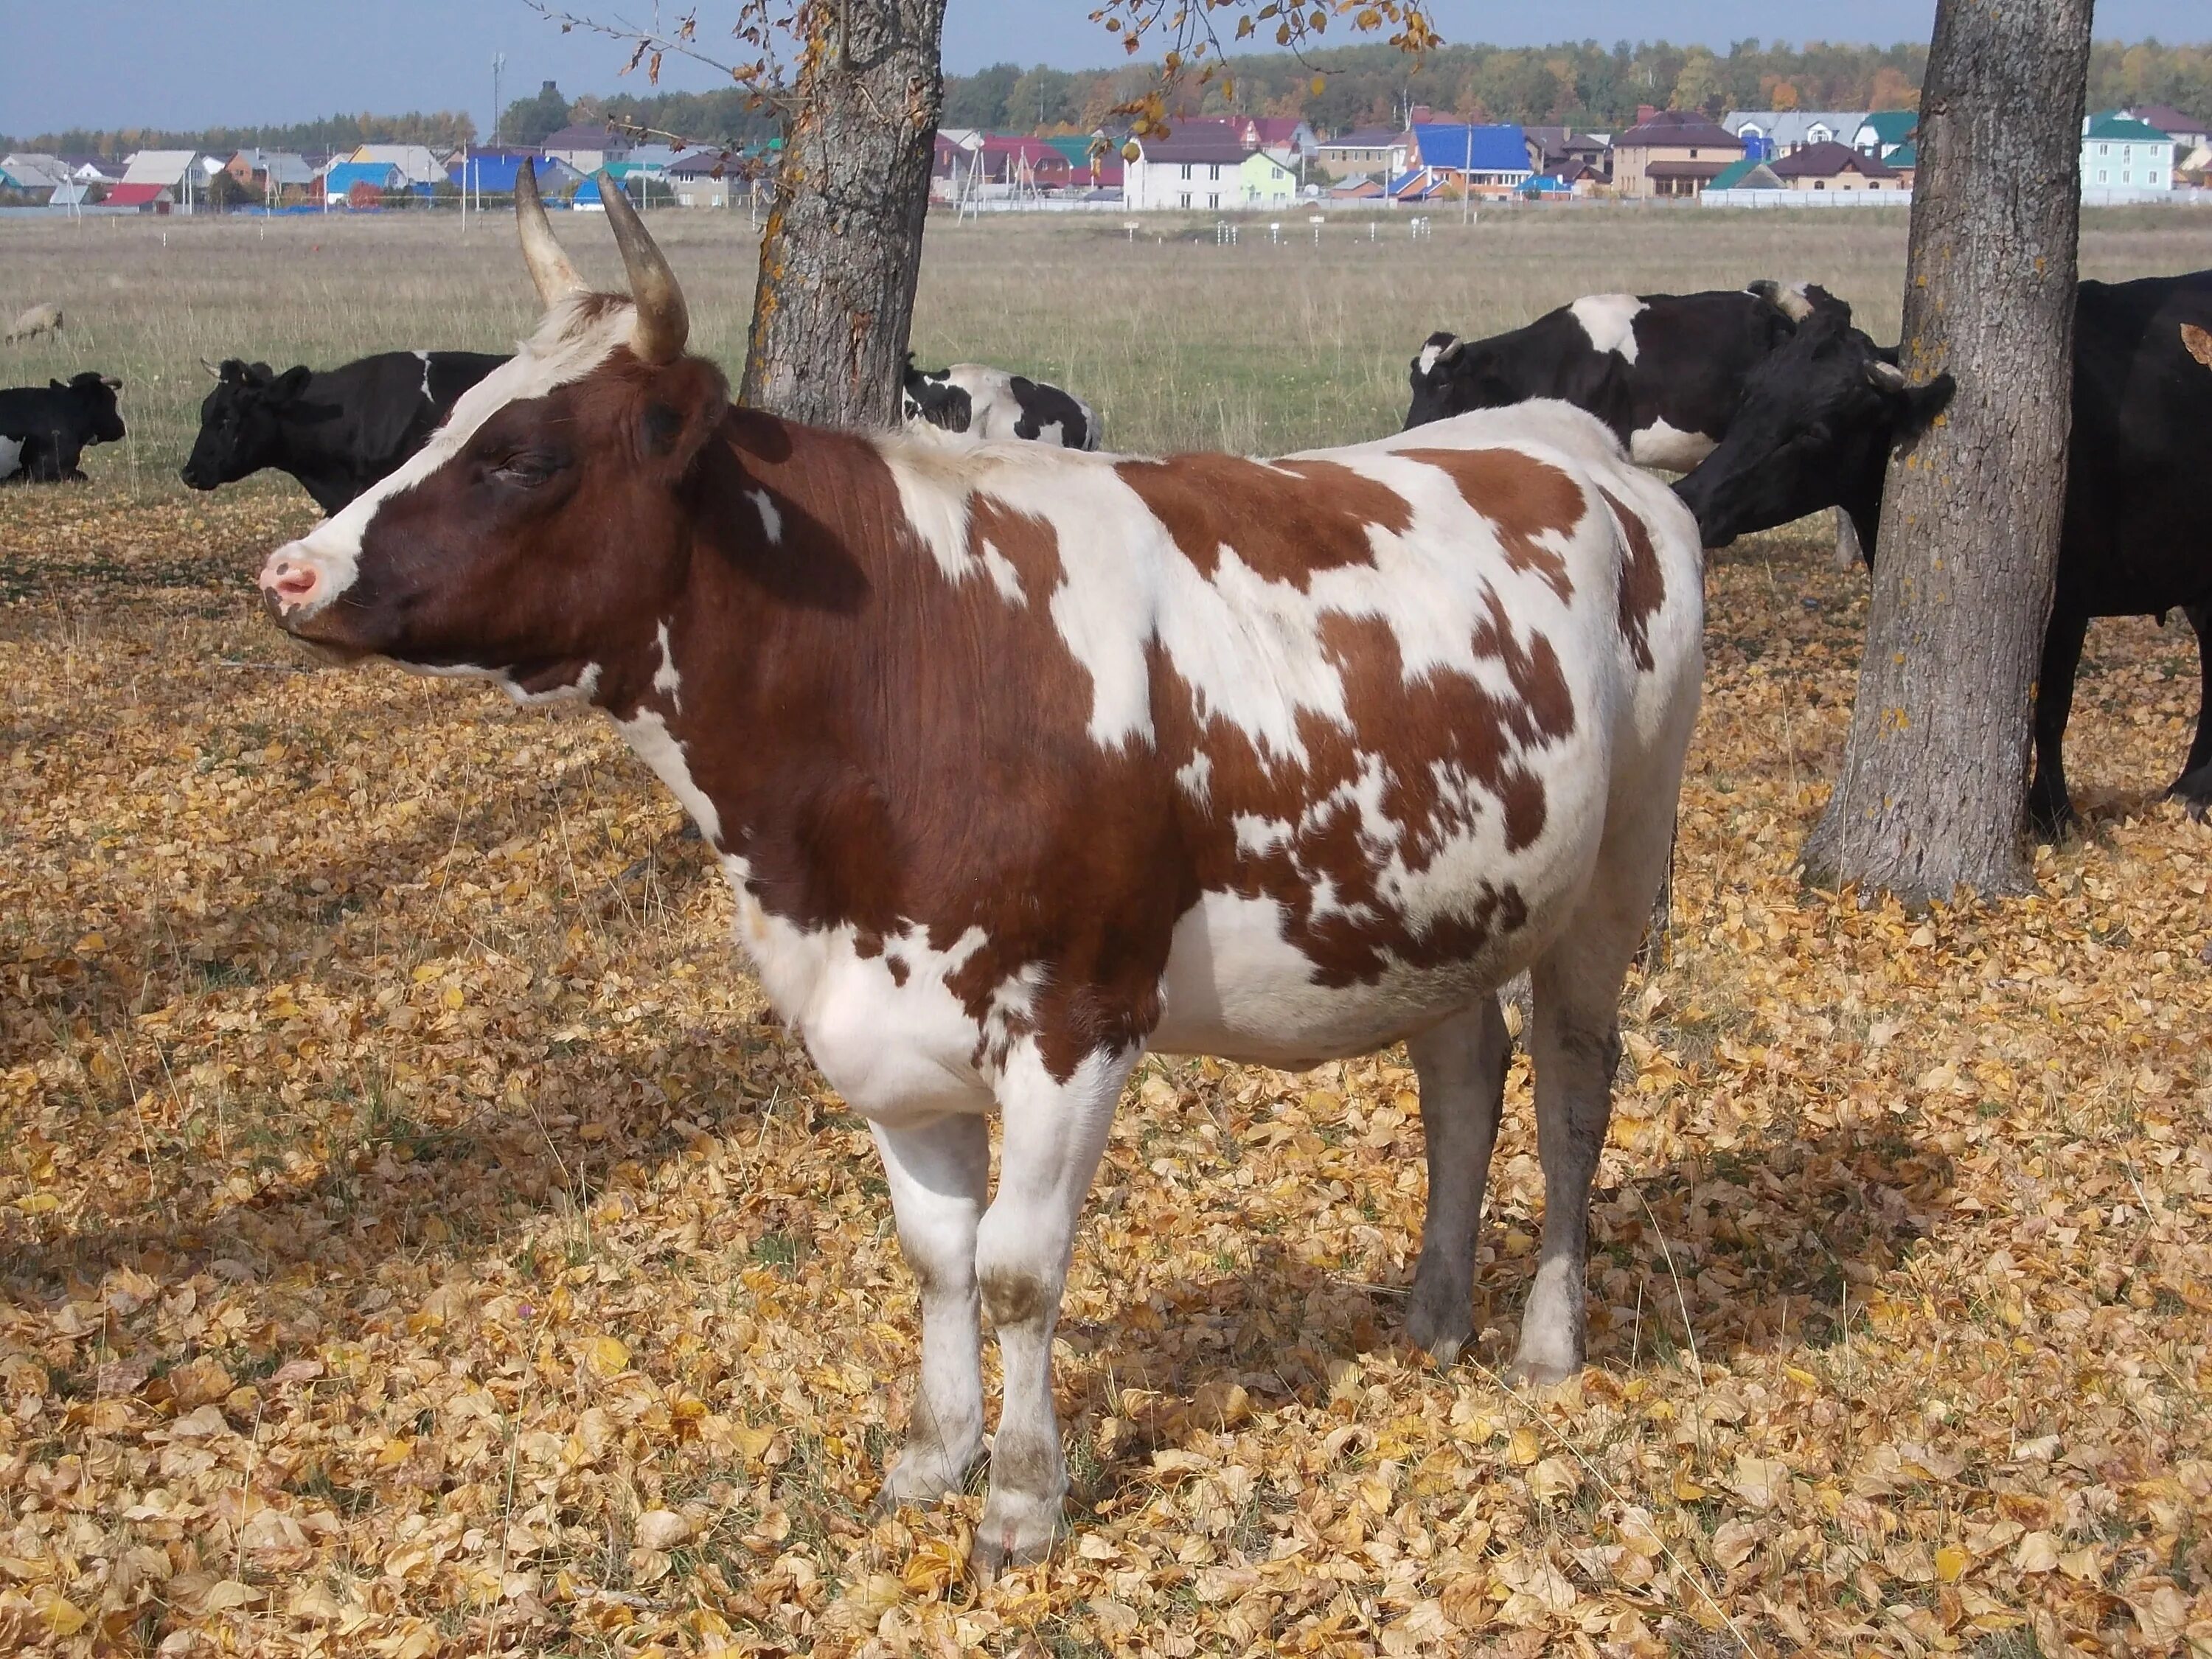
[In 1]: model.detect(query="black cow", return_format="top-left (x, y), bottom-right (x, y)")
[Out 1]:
top-left (1404, 282), bottom-right (1815, 468)
top-left (1673, 271), bottom-right (2212, 832)
top-left (182, 350), bottom-right (509, 514)
top-left (0, 372), bottom-right (126, 482)
top-left (901, 355), bottom-right (1100, 449)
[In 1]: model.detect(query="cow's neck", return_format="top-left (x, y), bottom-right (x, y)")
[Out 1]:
top-left (594, 408), bottom-right (919, 928)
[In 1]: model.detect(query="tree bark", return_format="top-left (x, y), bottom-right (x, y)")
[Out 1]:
top-left (740, 0), bottom-right (947, 427)
top-left (1801, 0), bottom-right (2093, 904)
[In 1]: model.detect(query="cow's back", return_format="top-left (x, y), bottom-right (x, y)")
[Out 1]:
top-left (864, 405), bottom-right (1699, 1064)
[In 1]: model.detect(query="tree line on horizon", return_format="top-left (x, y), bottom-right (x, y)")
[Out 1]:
top-left (5, 37), bottom-right (2204, 157)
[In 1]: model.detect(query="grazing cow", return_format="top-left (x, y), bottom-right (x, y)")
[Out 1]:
top-left (1405, 283), bottom-right (1816, 469)
top-left (258, 167), bottom-right (1704, 1573)
top-left (902, 355), bottom-right (1100, 449)
top-left (1673, 271), bottom-right (2212, 831)
top-left (0, 372), bottom-right (126, 482)
top-left (4, 302), bottom-right (63, 344)
top-left (182, 349), bottom-right (509, 513)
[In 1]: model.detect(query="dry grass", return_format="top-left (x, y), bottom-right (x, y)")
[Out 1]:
top-left (2, 208), bottom-right (2211, 1657)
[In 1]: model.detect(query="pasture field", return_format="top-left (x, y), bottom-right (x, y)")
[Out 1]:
top-left (1, 209), bottom-right (2211, 1658)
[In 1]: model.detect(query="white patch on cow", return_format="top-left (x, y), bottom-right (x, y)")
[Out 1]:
top-left (717, 855), bottom-right (997, 1121)
top-left (1416, 338), bottom-right (1453, 376)
top-left (414, 348), bottom-right (434, 400)
top-left (1175, 751), bottom-right (1212, 805)
top-left (746, 487), bottom-right (782, 544)
top-left (652, 620), bottom-right (681, 711)
top-left (1627, 418), bottom-right (1714, 472)
top-left (0, 435), bottom-right (19, 481)
top-left (614, 706), bottom-right (721, 846)
top-left (1569, 293), bottom-right (1647, 363)
top-left (976, 538), bottom-right (1026, 606)
top-left (262, 294), bottom-right (634, 622)
top-left (507, 661), bottom-right (601, 706)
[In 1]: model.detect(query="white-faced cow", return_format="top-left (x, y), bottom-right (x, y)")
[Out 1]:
top-left (902, 355), bottom-right (1099, 449)
top-left (1405, 282), bottom-right (1818, 470)
top-left (0, 372), bottom-right (126, 482)
top-left (1674, 272), bottom-right (2212, 832)
top-left (182, 350), bottom-right (509, 514)
top-left (258, 165), bottom-right (1705, 1574)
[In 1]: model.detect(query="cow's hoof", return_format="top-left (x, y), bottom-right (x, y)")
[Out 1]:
top-left (871, 1444), bottom-right (978, 1517)
top-left (970, 1489), bottom-right (1061, 1579)
top-left (677, 821), bottom-right (703, 843)
top-left (1404, 1281), bottom-right (1474, 1366)
top-left (1503, 1352), bottom-right (1581, 1388)
top-left (2166, 776), bottom-right (2212, 823)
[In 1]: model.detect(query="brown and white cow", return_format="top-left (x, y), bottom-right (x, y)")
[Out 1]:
top-left (257, 165), bottom-right (1705, 1573)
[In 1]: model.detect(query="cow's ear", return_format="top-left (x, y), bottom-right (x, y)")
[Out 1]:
top-left (268, 366), bottom-right (313, 403)
top-left (1895, 371), bottom-right (1956, 445)
top-left (1870, 363), bottom-right (1955, 446)
top-left (636, 357), bottom-right (728, 479)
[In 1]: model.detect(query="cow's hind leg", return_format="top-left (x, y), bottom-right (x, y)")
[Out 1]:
top-left (1514, 787), bottom-right (1679, 1385)
top-left (872, 1115), bottom-right (992, 1511)
top-left (971, 1042), bottom-right (1135, 1576)
top-left (1404, 995), bottom-right (1511, 1363)
top-left (2167, 604), bottom-right (2212, 819)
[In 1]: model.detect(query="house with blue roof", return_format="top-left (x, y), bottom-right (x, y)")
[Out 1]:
top-left (1403, 123), bottom-right (1532, 196)
top-left (321, 161), bottom-right (403, 206)
top-left (448, 150), bottom-right (583, 197)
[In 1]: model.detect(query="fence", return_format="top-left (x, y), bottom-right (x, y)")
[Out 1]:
top-left (1701, 189), bottom-right (1914, 209)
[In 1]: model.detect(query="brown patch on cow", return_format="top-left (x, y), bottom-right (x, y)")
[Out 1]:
top-left (2183, 322), bottom-right (2212, 369)
top-left (1146, 587), bottom-right (1567, 989)
top-left (1599, 487), bottom-right (1665, 672)
top-left (1114, 453), bottom-right (1408, 585)
top-left (1399, 448), bottom-right (1582, 602)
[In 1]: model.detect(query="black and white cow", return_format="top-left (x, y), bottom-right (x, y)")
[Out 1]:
top-left (0, 372), bottom-right (126, 482)
top-left (1405, 282), bottom-right (1816, 470)
top-left (902, 355), bottom-right (1100, 449)
top-left (1672, 271), bottom-right (2212, 832)
top-left (182, 350), bottom-right (510, 514)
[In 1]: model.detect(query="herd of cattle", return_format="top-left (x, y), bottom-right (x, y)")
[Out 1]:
top-left (8, 169), bottom-right (2212, 1570)
top-left (10, 260), bottom-right (2208, 833)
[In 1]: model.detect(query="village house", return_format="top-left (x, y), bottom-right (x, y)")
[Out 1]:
top-left (2081, 111), bottom-right (2173, 198)
top-left (1123, 136), bottom-right (1253, 211)
top-left (1722, 110), bottom-right (1866, 159)
top-left (1402, 121), bottom-right (1534, 197)
top-left (1610, 108), bottom-right (1743, 198)
top-left (225, 149), bottom-right (317, 204)
top-left (540, 124), bottom-right (631, 176)
top-left (1770, 140), bottom-right (1902, 192)
top-left (1315, 125), bottom-right (1408, 180)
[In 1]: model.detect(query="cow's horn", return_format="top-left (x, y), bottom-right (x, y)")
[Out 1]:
top-left (200, 357), bottom-right (223, 380)
top-left (597, 171), bottom-right (687, 364)
top-left (515, 159), bottom-right (585, 309)
top-left (1865, 358), bottom-right (1907, 391)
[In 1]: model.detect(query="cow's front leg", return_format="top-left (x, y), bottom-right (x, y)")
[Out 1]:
top-left (970, 1043), bottom-right (1133, 1576)
top-left (872, 1114), bottom-right (990, 1511)
top-left (1404, 995), bottom-right (1510, 1363)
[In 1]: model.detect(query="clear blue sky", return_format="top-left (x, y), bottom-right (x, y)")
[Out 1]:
top-left (0, 0), bottom-right (2188, 137)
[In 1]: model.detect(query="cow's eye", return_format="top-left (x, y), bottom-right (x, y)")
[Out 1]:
top-left (490, 452), bottom-right (560, 487)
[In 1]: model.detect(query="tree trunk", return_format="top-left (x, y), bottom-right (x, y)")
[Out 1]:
top-left (1801, 0), bottom-right (2093, 904)
top-left (740, 0), bottom-right (947, 428)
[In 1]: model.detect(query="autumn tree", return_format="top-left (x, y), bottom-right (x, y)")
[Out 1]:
top-left (1801, 0), bottom-right (2094, 902)
top-left (538, 2), bottom-right (1437, 428)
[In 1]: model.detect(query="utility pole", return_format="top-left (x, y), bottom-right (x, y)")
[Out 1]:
top-left (492, 52), bottom-right (507, 146)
